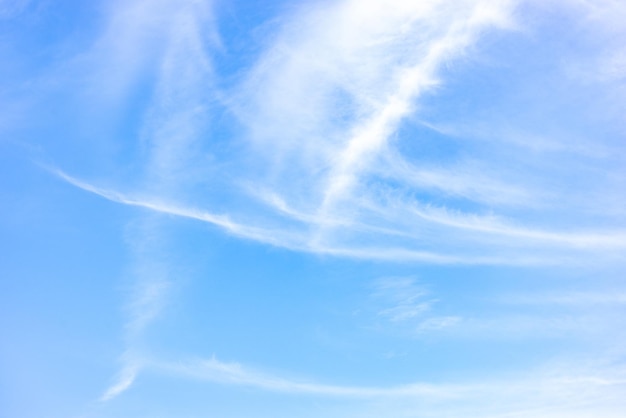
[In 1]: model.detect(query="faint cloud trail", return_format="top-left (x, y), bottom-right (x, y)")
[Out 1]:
top-left (61, 0), bottom-right (219, 402)
top-left (151, 353), bottom-right (626, 418)
top-left (100, 361), bottom-right (140, 402)
top-left (160, 355), bottom-right (476, 398)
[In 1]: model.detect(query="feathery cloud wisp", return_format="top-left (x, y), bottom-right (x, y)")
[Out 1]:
top-left (55, 0), bottom-right (626, 267)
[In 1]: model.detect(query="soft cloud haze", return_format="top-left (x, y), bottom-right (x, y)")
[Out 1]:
top-left (1, 0), bottom-right (625, 417)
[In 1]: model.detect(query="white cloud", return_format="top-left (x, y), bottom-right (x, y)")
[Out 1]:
top-left (160, 355), bottom-right (470, 398)
top-left (373, 277), bottom-right (433, 322)
top-left (150, 354), bottom-right (626, 418)
top-left (55, 166), bottom-right (626, 267)
top-left (100, 359), bottom-right (140, 402)
top-left (50, 0), bottom-right (626, 267)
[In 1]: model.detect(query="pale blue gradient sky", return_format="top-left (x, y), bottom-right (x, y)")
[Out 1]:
top-left (1, 1), bottom-right (626, 417)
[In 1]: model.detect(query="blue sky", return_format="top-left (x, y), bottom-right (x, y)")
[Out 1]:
top-left (1, 0), bottom-right (626, 417)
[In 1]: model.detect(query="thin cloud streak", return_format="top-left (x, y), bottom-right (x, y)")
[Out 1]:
top-left (161, 356), bottom-right (476, 398)
top-left (152, 355), bottom-right (626, 418)
top-left (53, 168), bottom-right (626, 266)
top-left (100, 361), bottom-right (140, 402)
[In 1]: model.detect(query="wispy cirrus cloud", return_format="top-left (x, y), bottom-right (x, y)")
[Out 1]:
top-left (63, 0), bottom-right (220, 402)
top-left (368, 277), bottom-right (462, 335)
top-left (55, 0), bottom-right (626, 267)
top-left (160, 355), bottom-right (457, 398)
top-left (54, 167), bottom-right (626, 266)
top-left (148, 354), bottom-right (626, 418)
top-left (4, 1), bottom-right (626, 417)
top-left (44, 0), bottom-right (626, 412)
top-left (373, 277), bottom-right (432, 323)
top-left (100, 358), bottom-right (140, 402)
